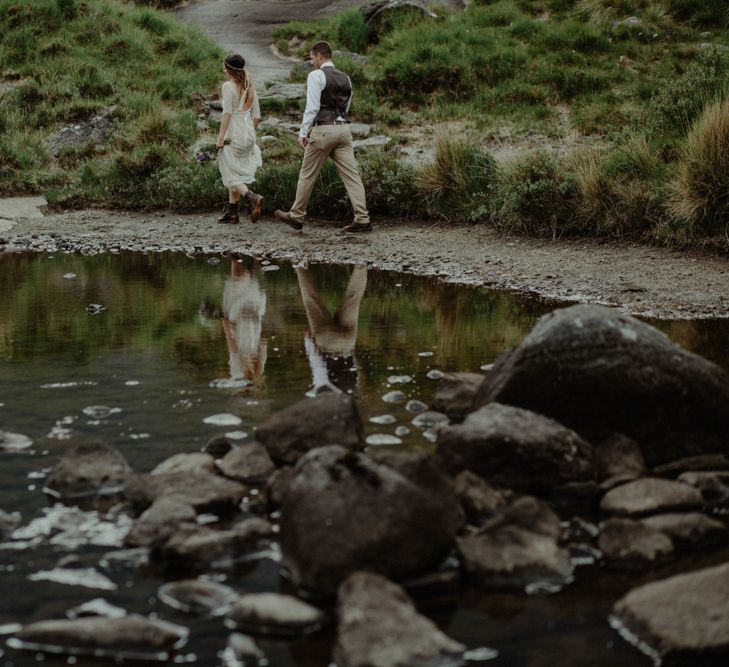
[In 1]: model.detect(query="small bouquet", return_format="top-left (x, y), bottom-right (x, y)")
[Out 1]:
top-left (192, 138), bottom-right (228, 163)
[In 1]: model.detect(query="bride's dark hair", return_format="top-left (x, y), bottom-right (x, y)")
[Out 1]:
top-left (224, 54), bottom-right (254, 107)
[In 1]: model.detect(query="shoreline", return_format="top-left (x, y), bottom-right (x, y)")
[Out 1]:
top-left (3, 208), bottom-right (729, 321)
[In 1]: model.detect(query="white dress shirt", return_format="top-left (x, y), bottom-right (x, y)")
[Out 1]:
top-left (299, 61), bottom-right (352, 139)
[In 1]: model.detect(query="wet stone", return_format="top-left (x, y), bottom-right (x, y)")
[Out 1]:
top-left (335, 572), bottom-right (465, 667)
top-left (395, 425), bottom-right (410, 437)
top-left (226, 593), bottom-right (325, 636)
top-left (652, 454), bottom-right (729, 478)
top-left (124, 497), bottom-right (197, 548)
top-left (411, 410), bottom-right (449, 429)
top-left (153, 518), bottom-right (273, 573)
top-left (369, 414), bottom-right (397, 425)
top-left (366, 433), bottom-right (402, 446)
top-left (641, 512), bottom-right (728, 550)
top-left (431, 372), bottom-right (486, 420)
top-left (203, 434), bottom-right (237, 459)
top-left (28, 566), bottom-right (117, 591)
top-left (600, 478), bottom-right (703, 517)
top-left (454, 471), bottom-right (509, 524)
top-left (222, 633), bottom-right (266, 667)
top-left (426, 369), bottom-right (444, 380)
top-left (0, 430), bottom-right (33, 452)
top-left (677, 471), bottom-right (729, 503)
top-left (0, 509), bottom-right (21, 540)
top-left (595, 433), bottom-right (645, 483)
top-left (256, 393), bottom-right (365, 464)
top-left (8, 614), bottom-right (188, 661)
top-left (387, 374), bottom-right (412, 384)
top-left (158, 579), bottom-right (239, 616)
top-left (612, 561), bottom-right (729, 665)
top-left (216, 442), bottom-right (275, 484)
top-left (405, 399), bottom-right (427, 414)
top-left (598, 518), bottom-right (674, 569)
top-left (45, 442), bottom-right (133, 499)
top-left (203, 413), bottom-right (242, 427)
top-left (66, 598), bottom-right (127, 619)
top-left (124, 471), bottom-right (246, 515)
top-left (382, 390), bottom-right (407, 403)
top-left (151, 452), bottom-right (216, 476)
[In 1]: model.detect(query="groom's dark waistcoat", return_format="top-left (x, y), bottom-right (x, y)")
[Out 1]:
top-left (314, 67), bottom-right (351, 124)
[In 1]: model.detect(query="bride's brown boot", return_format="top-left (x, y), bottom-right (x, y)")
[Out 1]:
top-left (244, 190), bottom-right (264, 223)
top-left (217, 202), bottom-right (239, 224)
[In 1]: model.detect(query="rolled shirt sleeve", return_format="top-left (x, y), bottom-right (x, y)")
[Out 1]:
top-left (299, 69), bottom-right (327, 138)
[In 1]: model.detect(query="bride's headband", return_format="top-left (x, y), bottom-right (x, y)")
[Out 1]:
top-left (224, 57), bottom-right (246, 71)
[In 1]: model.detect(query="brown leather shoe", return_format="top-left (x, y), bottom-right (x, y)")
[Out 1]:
top-left (245, 190), bottom-right (264, 223)
top-left (341, 222), bottom-right (372, 233)
top-left (274, 209), bottom-right (303, 231)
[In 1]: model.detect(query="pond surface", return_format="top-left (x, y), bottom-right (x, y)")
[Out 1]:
top-left (1, 251), bottom-right (729, 667)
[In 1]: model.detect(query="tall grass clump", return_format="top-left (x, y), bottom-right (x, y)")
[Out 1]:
top-left (663, 0), bottom-right (729, 27)
top-left (671, 98), bottom-right (729, 237)
top-left (418, 134), bottom-right (498, 221)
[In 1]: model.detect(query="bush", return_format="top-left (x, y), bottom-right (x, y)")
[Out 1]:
top-left (495, 151), bottom-right (576, 237)
top-left (649, 46), bottom-right (729, 137)
top-left (418, 134), bottom-right (499, 222)
top-left (336, 9), bottom-right (370, 52)
top-left (664, 0), bottom-right (729, 27)
top-left (671, 98), bottom-right (729, 236)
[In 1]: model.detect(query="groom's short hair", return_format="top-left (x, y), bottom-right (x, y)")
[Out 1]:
top-left (311, 41), bottom-right (333, 58)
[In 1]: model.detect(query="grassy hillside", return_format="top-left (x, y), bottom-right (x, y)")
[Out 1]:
top-left (3, 0), bottom-right (729, 250)
top-left (0, 0), bottom-right (224, 207)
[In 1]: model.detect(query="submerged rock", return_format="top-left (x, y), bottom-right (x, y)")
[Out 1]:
top-left (158, 579), bottom-right (239, 616)
top-left (472, 304), bottom-right (729, 466)
top-left (335, 572), bottom-right (465, 667)
top-left (437, 403), bottom-right (594, 495)
top-left (641, 512), bottom-right (728, 550)
top-left (600, 478), bottom-right (703, 517)
top-left (45, 442), bottom-right (133, 499)
top-left (8, 614), bottom-right (187, 661)
top-left (226, 593), bottom-right (325, 636)
top-left (256, 393), bottom-right (365, 464)
top-left (611, 561), bottom-right (729, 665)
top-left (0, 430), bottom-right (33, 452)
top-left (280, 446), bottom-right (461, 594)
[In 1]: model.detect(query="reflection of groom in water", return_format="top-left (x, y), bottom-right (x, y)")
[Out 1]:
top-left (296, 264), bottom-right (367, 395)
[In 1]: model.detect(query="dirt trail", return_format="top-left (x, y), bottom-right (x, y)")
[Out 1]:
top-left (4, 209), bottom-right (728, 321)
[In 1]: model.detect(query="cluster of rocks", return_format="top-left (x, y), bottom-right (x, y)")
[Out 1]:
top-left (3, 303), bottom-right (729, 665)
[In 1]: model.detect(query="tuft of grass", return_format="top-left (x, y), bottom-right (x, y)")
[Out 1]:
top-left (671, 98), bottom-right (729, 237)
top-left (418, 134), bottom-right (498, 221)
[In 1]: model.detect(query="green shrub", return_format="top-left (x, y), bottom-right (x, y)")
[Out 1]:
top-left (55, 0), bottom-right (76, 20)
top-left (671, 98), bottom-right (729, 236)
top-left (649, 46), bottom-right (729, 137)
top-left (496, 151), bottom-right (576, 237)
top-left (664, 0), bottom-right (729, 27)
top-left (418, 134), bottom-right (499, 222)
top-left (336, 9), bottom-right (371, 52)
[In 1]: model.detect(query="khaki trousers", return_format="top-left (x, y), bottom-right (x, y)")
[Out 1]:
top-left (290, 125), bottom-right (370, 225)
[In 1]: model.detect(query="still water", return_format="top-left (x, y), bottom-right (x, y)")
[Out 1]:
top-left (1, 251), bottom-right (728, 667)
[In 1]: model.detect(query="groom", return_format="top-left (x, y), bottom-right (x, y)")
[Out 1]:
top-left (275, 41), bottom-right (372, 233)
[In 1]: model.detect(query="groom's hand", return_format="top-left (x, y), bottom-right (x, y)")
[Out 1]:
top-left (298, 136), bottom-right (308, 149)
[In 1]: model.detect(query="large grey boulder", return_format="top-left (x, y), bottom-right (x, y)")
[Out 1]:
top-left (46, 106), bottom-right (117, 157)
top-left (612, 561), bottom-right (729, 664)
top-left (9, 615), bottom-right (187, 660)
top-left (335, 572), bottom-right (465, 667)
top-left (436, 403), bottom-right (594, 495)
top-left (473, 305), bottom-right (729, 465)
top-left (256, 393), bottom-right (365, 464)
top-left (124, 471), bottom-right (246, 515)
top-left (45, 442), bottom-right (133, 499)
top-left (280, 446), bottom-right (462, 594)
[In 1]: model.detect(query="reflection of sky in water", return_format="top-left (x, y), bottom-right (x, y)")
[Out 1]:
top-left (1, 251), bottom-right (729, 666)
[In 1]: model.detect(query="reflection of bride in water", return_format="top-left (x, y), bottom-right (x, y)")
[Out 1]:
top-left (221, 259), bottom-right (267, 387)
top-left (296, 264), bottom-right (367, 396)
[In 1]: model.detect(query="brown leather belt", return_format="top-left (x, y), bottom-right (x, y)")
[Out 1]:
top-left (314, 120), bottom-right (349, 126)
